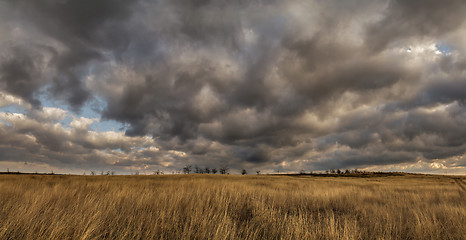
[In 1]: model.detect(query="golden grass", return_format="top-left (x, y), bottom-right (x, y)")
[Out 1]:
top-left (0, 173), bottom-right (465, 239)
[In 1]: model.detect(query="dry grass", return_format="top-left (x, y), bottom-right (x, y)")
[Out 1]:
top-left (0, 173), bottom-right (465, 239)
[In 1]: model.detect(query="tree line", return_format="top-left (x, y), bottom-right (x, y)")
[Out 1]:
top-left (182, 165), bottom-right (230, 174)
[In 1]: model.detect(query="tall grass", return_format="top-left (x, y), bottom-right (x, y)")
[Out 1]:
top-left (0, 174), bottom-right (465, 239)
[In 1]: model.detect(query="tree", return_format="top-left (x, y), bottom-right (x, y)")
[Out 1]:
top-left (241, 169), bottom-right (247, 175)
top-left (204, 167), bottom-right (211, 174)
top-left (256, 170), bottom-right (261, 175)
top-left (211, 168), bottom-right (217, 174)
top-left (219, 166), bottom-right (229, 174)
top-left (183, 165), bottom-right (192, 174)
top-left (194, 165), bottom-right (200, 173)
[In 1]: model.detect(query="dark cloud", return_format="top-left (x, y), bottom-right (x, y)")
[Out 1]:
top-left (366, 0), bottom-right (466, 51)
top-left (0, 47), bottom-right (42, 107)
top-left (0, 109), bottom-right (162, 171)
top-left (1, 0), bottom-right (135, 111)
top-left (1, 0), bottom-right (466, 174)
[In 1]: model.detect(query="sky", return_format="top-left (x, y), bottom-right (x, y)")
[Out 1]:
top-left (1, 0), bottom-right (466, 175)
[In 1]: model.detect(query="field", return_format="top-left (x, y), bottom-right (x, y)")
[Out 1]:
top-left (0, 173), bottom-right (465, 239)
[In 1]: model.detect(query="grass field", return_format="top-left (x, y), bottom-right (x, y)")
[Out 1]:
top-left (0, 173), bottom-right (465, 239)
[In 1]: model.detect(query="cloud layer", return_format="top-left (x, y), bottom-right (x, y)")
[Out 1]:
top-left (1, 0), bottom-right (466, 174)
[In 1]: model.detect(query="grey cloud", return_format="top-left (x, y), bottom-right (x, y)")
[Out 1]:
top-left (244, 146), bottom-right (271, 164)
top-left (1, 0), bottom-right (136, 111)
top-left (366, 0), bottom-right (466, 51)
top-left (0, 109), bottom-right (164, 171)
top-left (1, 0), bottom-right (466, 173)
top-left (419, 80), bottom-right (466, 106)
top-left (0, 47), bottom-right (43, 107)
top-left (313, 149), bottom-right (418, 170)
top-left (90, 0), bottom-right (466, 172)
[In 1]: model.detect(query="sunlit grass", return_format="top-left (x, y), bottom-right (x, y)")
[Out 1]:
top-left (0, 174), bottom-right (465, 239)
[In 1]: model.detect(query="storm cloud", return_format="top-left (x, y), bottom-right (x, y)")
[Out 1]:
top-left (1, 0), bottom-right (466, 174)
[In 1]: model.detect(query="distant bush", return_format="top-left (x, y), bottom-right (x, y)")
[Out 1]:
top-left (183, 165), bottom-right (192, 174)
top-left (219, 166), bottom-right (229, 174)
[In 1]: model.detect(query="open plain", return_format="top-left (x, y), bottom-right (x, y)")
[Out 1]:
top-left (0, 173), bottom-right (465, 240)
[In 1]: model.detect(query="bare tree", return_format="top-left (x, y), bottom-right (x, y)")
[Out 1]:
top-left (211, 168), bottom-right (217, 174)
top-left (183, 165), bottom-right (192, 174)
top-left (256, 170), bottom-right (261, 175)
top-left (219, 166), bottom-right (229, 174)
top-left (241, 169), bottom-right (247, 175)
top-left (204, 167), bottom-right (211, 174)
